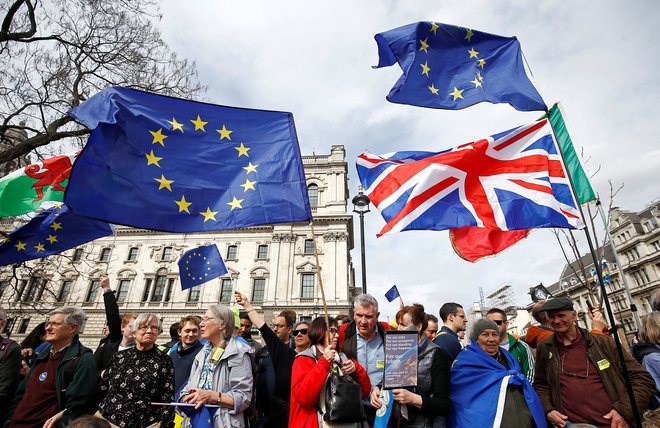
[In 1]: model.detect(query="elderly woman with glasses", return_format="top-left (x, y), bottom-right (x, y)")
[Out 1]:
top-left (180, 304), bottom-right (254, 428)
top-left (98, 313), bottom-right (175, 428)
top-left (290, 317), bottom-right (371, 427)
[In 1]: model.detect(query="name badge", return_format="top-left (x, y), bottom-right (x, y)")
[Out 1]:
top-left (211, 347), bottom-right (225, 363)
top-left (376, 359), bottom-right (384, 369)
top-left (597, 359), bottom-right (610, 370)
top-left (39, 372), bottom-right (48, 382)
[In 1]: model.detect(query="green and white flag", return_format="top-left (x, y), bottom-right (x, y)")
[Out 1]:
top-left (0, 152), bottom-right (77, 217)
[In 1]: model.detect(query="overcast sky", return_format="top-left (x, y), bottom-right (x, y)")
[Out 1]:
top-left (159, 1), bottom-right (660, 320)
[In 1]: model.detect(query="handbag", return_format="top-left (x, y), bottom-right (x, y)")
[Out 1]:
top-left (323, 362), bottom-right (367, 423)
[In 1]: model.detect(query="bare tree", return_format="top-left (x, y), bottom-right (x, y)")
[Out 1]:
top-left (0, 0), bottom-right (204, 166)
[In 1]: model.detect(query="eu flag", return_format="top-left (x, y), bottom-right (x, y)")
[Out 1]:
top-left (374, 22), bottom-right (547, 112)
top-left (178, 245), bottom-right (227, 290)
top-left (384, 285), bottom-right (400, 302)
top-left (179, 404), bottom-right (218, 428)
top-left (0, 205), bottom-right (113, 266)
top-left (65, 87), bottom-right (312, 233)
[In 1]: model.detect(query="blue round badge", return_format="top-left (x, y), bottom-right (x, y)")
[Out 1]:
top-left (39, 372), bottom-right (48, 382)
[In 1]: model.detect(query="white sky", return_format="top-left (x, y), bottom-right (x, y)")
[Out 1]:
top-left (159, 0), bottom-right (660, 321)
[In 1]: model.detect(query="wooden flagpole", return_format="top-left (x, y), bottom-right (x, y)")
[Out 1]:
top-left (309, 221), bottom-right (330, 333)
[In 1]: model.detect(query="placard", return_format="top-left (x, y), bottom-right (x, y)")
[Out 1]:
top-left (382, 330), bottom-right (418, 389)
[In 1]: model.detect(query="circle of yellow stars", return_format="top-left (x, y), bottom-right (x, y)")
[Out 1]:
top-left (144, 116), bottom-right (259, 224)
top-left (10, 203), bottom-right (65, 254)
top-left (184, 252), bottom-right (214, 281)
top-left (418, 22), bottom-right (485, 103)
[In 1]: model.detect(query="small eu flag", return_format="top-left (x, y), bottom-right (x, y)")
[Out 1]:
top-left (179, 404), bottom-right (218, 428)
top-left (0, 205), bottom-right (113, 266)
top-left (65, 86), bottom-right (312, 233)
top-left (384, 285), bottom-right (401, 303)
top-left (374, 21), bottom-right (547, 112)
top-left (178, 245), bottom-right (227, 290)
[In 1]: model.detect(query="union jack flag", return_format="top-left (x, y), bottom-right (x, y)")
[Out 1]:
top-left (356, 119), bottom-right (584, 237)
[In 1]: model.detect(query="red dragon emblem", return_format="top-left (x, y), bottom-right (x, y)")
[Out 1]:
top-left (24, 152), bottom-right (78, 202)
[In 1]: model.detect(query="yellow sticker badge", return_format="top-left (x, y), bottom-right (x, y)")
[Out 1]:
top-left (376, 360), bottom-right (385, 369)
top-left (549, 351), bottom-right (553, 360)
top-left (597, 359), bottom-right (610, 370)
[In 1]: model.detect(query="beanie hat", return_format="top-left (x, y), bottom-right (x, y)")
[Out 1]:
top-left (471, 318), bottom-right (499, 340)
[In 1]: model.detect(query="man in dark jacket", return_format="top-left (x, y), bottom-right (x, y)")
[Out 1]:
top-left (0, 306), bottom-right (21, 425)
top-left (168, 315), bottom-right (203, 394)
top-left (433, 302), bottom-right (467, 361)
top-left (6, 307), bottom-right (97, 428)
top-left (534, 297), bottom-right (656, 427)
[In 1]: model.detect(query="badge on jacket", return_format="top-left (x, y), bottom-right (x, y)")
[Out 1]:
top-left (597, 359), bottom-right (610, 370)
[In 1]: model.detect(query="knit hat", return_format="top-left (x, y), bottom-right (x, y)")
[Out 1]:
top-left (471, 318), bottom-right (499, 340)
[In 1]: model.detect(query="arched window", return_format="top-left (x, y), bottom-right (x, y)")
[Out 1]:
top-left (308, 183), bottom-right (319, 209)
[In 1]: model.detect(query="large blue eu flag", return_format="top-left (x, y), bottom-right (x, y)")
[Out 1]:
top-left (65, 87), bottom-right (312, 233)
top-left (0, 205), bottom-right (113, 266)
top-left (374, 22), bottom-right (547, 112)
top-left (178, 245), bottom-right (227, 290)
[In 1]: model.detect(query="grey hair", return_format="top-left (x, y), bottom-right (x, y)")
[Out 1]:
top-left (354, 294), bottom-right (379, 312)
top-left (209, 304), bottom-right (235, 337)
top-left (49, 306), bottom-right (86, 328)
top-left (131, 313), bottom-right (162, 334)
top-left (0, 306), bottom-right (6, 321)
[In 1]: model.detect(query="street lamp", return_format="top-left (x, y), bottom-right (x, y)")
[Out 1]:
top-left (352, 186), bottom-right (371, 294)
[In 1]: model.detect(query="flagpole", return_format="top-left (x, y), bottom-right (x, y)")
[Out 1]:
top-left (546, 109), bottom-right (642, 428)
top-left (309, 221), bottom-right (330, 332)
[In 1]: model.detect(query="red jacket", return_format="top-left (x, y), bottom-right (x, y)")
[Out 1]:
top-left (289, 347), bottom-right (371, 428)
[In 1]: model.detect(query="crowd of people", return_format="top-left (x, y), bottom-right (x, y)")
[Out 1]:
top-left (0, 280), bottom-right (659, 428)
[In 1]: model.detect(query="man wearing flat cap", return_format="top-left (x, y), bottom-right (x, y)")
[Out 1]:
top-left (534, 297), bottom-right (656, 427)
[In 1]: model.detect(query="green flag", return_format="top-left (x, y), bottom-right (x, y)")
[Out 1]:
top-left (0, 152), bottom-right (77, 217)
top-left (548, 103), bottom-right (597, 204)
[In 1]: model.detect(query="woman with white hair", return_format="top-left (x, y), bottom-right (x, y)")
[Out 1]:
top-left (97, 313), bottom-right (175, 427)
top-left (181, 304), bottom-right (254, 427)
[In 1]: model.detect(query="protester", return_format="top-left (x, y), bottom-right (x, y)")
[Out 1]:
top-left (7, 307), bottom-right (97, 428)
top-left (163, 322), bottom-right (181, 352)
top-left (534, 297), bottom-right (656, 427)
top-left (336, 315), bottom-right (351, 327)
top-left (290, 316), bottom-right (370, 427)
top-left (169, 315), bottom-right (204, 394)
top-left (272, 311), bottom-right (295, 348)
top-left (338, 293), bottom-right (391, 425)
top-left (371, 304), bottom-right (451, 427)
top-left (632, 312), bottom-right (660, 409)
top-left (292, 321), bottom-right (311, 354)
top-left (424, 314), bottom-right (439, 342)
top-left (0, 306), bottom-right (21, 425)
top-left (97, 313), bottom-right (175, 428)
top-left (236, 291), bottom-right (296, 428)
top-left (238, 312), bottom-right (262, 353)
top-left (433, 302), bottom-right (467, 360)
top-left (486, 308), bottom-right (535, 382)
top-left (450, 319), bottom-right (546, 428)
top-left (524, 301), bottom-right (554, 349)
top-left (181, 304), bottom-right (254, 428)
top-left (18, 321), bottom-right (47, 377)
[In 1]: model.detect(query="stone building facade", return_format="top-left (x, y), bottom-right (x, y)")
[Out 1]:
top-left (0, 145), bottom-right (356, 348)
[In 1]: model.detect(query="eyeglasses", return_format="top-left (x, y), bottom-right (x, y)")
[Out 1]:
top-left (292, 328), bottom-right (308, 336)
top-left (427, 330), bottom-right (438, 334)
top-left (329, 328), bottom-right (339, 334)
top-left (138, 325), bottom-right (159, 332)
top-left (561, 351), bottom-right (590, 378)
top-left (200, 317), bottom-right (219, 324)
top-left (45, 321), bottom-right (65, 328)
top-left (271, 324), bottom-right (287, 329)
top-left (492, 320), bottom-right (505, 325)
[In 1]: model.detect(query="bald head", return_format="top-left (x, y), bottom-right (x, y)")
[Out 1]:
top-left (532, 301), bottom-right (550, 325)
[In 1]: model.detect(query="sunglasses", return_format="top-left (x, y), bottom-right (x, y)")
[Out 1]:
top-left (292, 328), bottom-right (308, 336)
top-left (492, 320), bottom-right (505, 325)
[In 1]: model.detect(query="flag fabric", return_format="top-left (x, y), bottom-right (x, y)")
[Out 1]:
top-left (373, 389), bottom-right (394, 428)
top-left (450, 103), bottom-right (596, 262)
top-left (178, 245), bottom-right (227, 290)
top-left (529, 283), bottom-right (553, 302)
top-left (64, 86), bottom-right (312, 233)
top-left (374, 21), bottom-right (546, 112)
top-left (0, 152), bottom-right (78, 217)
top-left (384, 285), bottom-right (400, 302)
top-left (591, 257), bottom-right (611, 286)
top-left (357, 119), bottom-right (584, 238)
top-left (0, 205), bottom-right (113, 266)
top-left (179, 404), bottom-right (218, 428)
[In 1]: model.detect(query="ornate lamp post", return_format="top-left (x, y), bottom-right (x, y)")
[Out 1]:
top-left (352, 186), bottom-right (371, 294)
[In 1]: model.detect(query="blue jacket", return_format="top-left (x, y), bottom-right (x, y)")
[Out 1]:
top-left (433, 326), bottom-right (462, 361)
top-left (168, 340), bottom-right (204, 394)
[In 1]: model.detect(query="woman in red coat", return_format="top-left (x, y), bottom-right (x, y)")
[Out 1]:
top-left (290, 317), bottom-right (371, 427)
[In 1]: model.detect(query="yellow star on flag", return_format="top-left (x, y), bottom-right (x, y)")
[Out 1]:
top-left (167, 117), bottom-right (184, 133)
top-left (175, 195), bottom-right (192, 214)
top-left (154, 175), bottom-right (174, 191)
top-left (419, 37), bottom-right (429, 53)
top-left (150, 128), bottom-right (168, 147)
top-left (430, 22), bottom-right (439, 35)
top-left (50, 222), bottom-right (62, 231)
top-left (216, 125), bottom-right (233, 141)
top-left (428, 83), bottom-right (439, 95)
top-left (468, 47), bottom-right (479, 59)
top-left (15, 241), bottom-right (26, 251)
top-left (243, 162), bottom-right (258, 174)
top-left (450, 87), bottom-right (464, 101)
top-left (465, 28), bottom-right (474, 42)
top-left (34, 243), bottom-right (45, 252)
top-left (191, 115), bottom-right (208, 132)
top-left (200, 207), bottom-right (218, 222)
top-left (1, 236), bottom-right (9, 244)
top-left (54, 203), bottom-right (63, 209)
top-left (477, 71), bottom-right (484, 82)
top-left (227, 197), bottom-right (244, 211)
top-left (145, 150), bottom-right (163, 167)
top-left (420, 61), bottom-right (431, 77)
top-left (47, 234), bottom-right (58, 244)
top-left (471, 78), bottom-right (483, 88)
top-left (234, 143), bottom-right (250, 157)
top-left (478, 58), bottom-right (486, 69)
top-left (240, 179), bottom-right (256, 192)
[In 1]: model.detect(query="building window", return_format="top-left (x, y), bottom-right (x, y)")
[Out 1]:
top-left (72, 248), bottom-right (84, 262)
top-left (257, 245), bottom-right (268, 259)
top-left (304, 239), bottom-right (314, 255)
top-left (226, 245), bottom-right (238, 260)
top-left (18, 318), bottom-right (30, 334)
top-left (23, 277), bottom-right (46, 302)
top-left (308, 183), bottom-right (319, 209)
top-left (301, 273), bottom-right (315, 299)
top-left (117, 279), bottom-right (131, 303)
top-left (99, 248), bottom-right (111, 262)
top-left (142, 278), bottom-right (153, 302)
top-left (2, 318), bottom-right (14, 336)
top-left (127, 247), bottom-right (139, 261)
top-left (85, 279), bottom-right (100, 303)
top-left (652, 241), bottom-right (660, 252)
top-left (188, 288), bottom-right (200, 302)
top-left (163, 278), bottom-right (175, 302)
top-left (151, 275), bottom-right (167, 302)
top-left (252, 278), bottom-right (265, 303)
top-left (162, 247), bottom-right (173, 261)
top-left (14, 280), bottom-right (27, 302)
top-left (58, 280), bottom-right (74, 302)
top-left (220, 278), bottom-right (232, 303)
